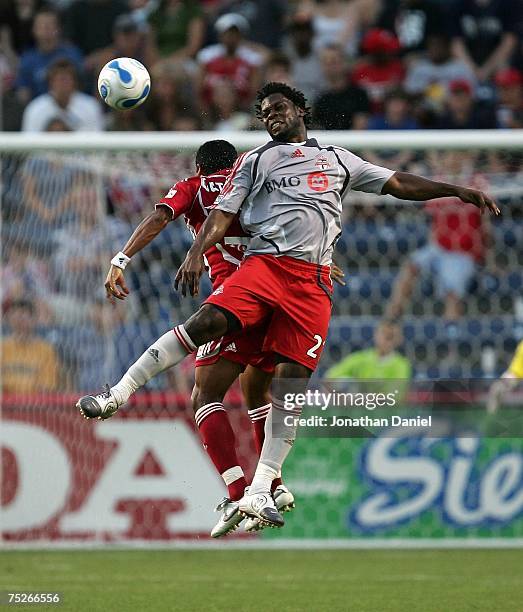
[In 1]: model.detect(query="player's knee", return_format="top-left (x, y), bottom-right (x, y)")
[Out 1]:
top-left (185, 305), bottom-right (229, 345)
top-left (275, 358), bottom-right (311, 380)
top-left (191, 375), bottom-right (227, 413)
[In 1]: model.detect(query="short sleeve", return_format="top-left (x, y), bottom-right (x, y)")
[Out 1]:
top-left (156, 179), bottom-right (196, 219)
top-left (508, 341), bottom-right (523, 378)
top-left (341, 149), bottom-right (395, 194)
top-left (214, 152), bottom-right (255, 214)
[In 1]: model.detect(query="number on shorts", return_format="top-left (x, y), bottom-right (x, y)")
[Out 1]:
top-left (307, 334), bottom-right (323, 358)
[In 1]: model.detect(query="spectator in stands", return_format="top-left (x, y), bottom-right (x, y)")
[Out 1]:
top-left (64, 0), bottom-right (128, 56)
top-left (22, 58), bottom-right (104, 132)
top-left (368, 89), bottom-right (417, 130)
top-left (436, 79), bottom-right (496, 129)
top-left (215, 0), bottom-right (288, 49)
top-left (2, 299), bottom-right (60, 393)
top-left (351, 28), bottom-right (405, 114)
top-left (364, 90), bottom-right (417, 169)
top-left (325, 320), bottom-right (412, 399)
top-left (4, 137), bottom-right (93, 252)
top-left (264, 52), bottom-right (292, 88)
top-left (209, 80), bottom-right (250, 131)
top-left (0, 0), bottom-right (42, 73)
top-left (145, 62), bottom-right (193, 131)
top-left (148, 0), bottom-right (205, 60)
top-left (404, 34), bottom-right (476, 115)
top-left (494, 68), bottom-right (523, 128)
top-left (85, 13), bottom-right (158, 88)
top-left (15, 7), bottom-right (83, 103)
top-left (196, 13), bottom-right (264, 113)
top-left (313, 44), bottom-right (370, 129)
top-left (298, 0), bottom-right (359, 57)
top-left (452, 0), bottom-right (518, 85)
top-left (283, 14), bottom-right (326, 103)
top-left (2, 241), bottom-right (54, 326)
top-left (107, 107), bottom-right (153, 131)
top-left (374, 0), bottom-right (450, 55)
top-left (51, 182), bottom-right (113, 321)
top-left (385, 159), bottom-right (489, 323)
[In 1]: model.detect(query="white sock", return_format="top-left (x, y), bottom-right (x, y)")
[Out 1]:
top-left (111, 325), bottom-right (196, 405)
top-left (249, 403), bottom-right (299, 494)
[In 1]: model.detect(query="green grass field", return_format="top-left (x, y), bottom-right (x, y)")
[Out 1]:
top-left (1, 549), bottom-right (521, 612)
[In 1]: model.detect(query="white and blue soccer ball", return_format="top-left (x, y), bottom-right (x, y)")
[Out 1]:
top-left (97, 57), bottom-right (151, 110)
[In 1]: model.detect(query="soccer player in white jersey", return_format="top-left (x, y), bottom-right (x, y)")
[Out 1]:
top-left (78, 82), bottom-right (499, 530)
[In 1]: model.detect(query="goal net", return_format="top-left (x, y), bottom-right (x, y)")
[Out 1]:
top-left (2, 130), bottom-right (523, 546)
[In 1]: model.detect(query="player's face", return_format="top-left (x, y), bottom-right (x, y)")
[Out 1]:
top-left (260, 93), bottom-right (305, 142)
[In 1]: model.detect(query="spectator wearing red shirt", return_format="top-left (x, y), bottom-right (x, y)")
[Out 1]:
top-left (351, 28), bottom-right (405, 114)
top-left (386, 167), bottom-right (489, 322)
top-left (494, 68), bottom-right (523, 128)
top-left (196, 13), bottom-right (264, 113)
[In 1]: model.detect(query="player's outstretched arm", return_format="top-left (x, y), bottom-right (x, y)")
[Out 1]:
top-left (175, 209), bottom-right (236, 297)
top-left (105, 207), bottom-right (172, 303)
top-left (382, 172), bottom-right (501, 215)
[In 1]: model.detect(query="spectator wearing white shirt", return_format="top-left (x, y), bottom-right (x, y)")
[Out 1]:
top-left (22, 58), bottom-right (104, 132)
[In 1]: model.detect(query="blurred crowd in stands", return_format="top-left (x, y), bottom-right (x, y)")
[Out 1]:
top-left (1, 0), bottom-right (523, 132)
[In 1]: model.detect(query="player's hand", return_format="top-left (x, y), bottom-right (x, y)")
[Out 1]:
top-left (331, 263), bottom-right (346, 286)
top-left (457, 187), bottom-right (500, 215)
top-left (175, 250), bottom-right (205, 297)
top-left (105, 265), bottom-right (130, 303)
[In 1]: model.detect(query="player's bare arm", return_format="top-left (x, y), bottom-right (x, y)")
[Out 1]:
top-left (105, 206), bottom-right (173, 303)
top-left (382, 172), bottom-right (501, 215)
top-left (175, 209), bottom-right (236, 297)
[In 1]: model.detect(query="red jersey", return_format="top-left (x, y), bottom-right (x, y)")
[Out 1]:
top-left (426, 173), bottom-right (488, 262)
top-left (427, 197), bottom-right (485, 262)
top-left (156, 169), bottom-right (249, 286)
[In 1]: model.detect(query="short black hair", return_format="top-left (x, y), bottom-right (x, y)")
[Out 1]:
top-left (196, 140), bottom-right (238, 174)
top-left (255, 82), bottom-right (311, 126)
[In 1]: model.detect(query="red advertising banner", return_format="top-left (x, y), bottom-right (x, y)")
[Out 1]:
top-left (1, 392), bottom-right (257, 543)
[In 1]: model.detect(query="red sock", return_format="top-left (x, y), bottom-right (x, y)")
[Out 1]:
top-left (247, 404), bottom-right (282, 493)
top-left (195, 402), bottom-right (246, 501)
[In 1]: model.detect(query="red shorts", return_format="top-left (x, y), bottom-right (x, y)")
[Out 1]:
top-left (205, 254), bottom-right (333, 371)
top-left (194, 321), bottom-right (275, 373)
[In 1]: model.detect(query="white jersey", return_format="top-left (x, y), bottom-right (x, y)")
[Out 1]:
top-left (214, 137), bottom-right (395, 265)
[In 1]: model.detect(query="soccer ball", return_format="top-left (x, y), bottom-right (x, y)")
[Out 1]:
top-left (97, 57), bottom-right (151, 110)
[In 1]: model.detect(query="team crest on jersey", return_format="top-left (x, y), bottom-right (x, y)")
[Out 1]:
top-left (212, 284), bottom-right (224, 296)
top-left (307, 171), bottom-right (329, 192)
top-left (315, 155), bottom-right (330, 170)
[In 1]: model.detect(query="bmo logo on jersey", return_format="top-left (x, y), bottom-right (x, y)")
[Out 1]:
top-left (263, 175), bottom-right (301, 194)
top-left (307, 171), bottom-right (329, 192)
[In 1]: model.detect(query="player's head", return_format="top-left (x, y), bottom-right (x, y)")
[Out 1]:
top-left (255, 82), bottom-right (311, 142)
top-left (195, 140), bottom-right (238, 175)
top-left (374, 321), bottom-right (403, 356)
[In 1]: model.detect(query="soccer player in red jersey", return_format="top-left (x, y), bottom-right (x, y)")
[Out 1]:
top-left (78, 140), bottom-right (293, 537)
top-left (79, 83), bottom-right (499, 530)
